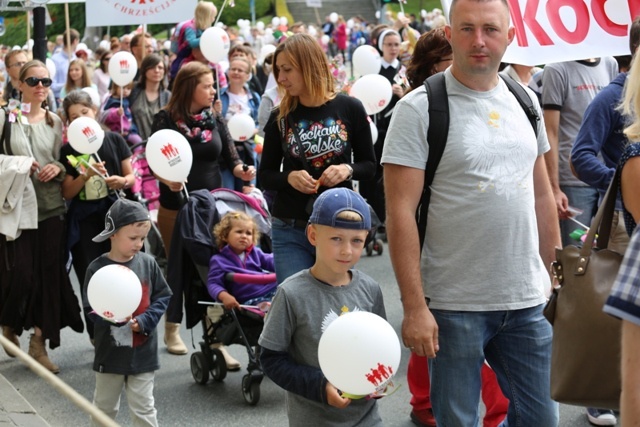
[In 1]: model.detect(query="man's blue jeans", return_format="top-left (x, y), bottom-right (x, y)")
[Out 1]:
top-left (560, 185), bottom-right (598, 247)
top-left (271, 218), bottom-right (316, 284)
top-left (429, 304), bottom-right (559, 427)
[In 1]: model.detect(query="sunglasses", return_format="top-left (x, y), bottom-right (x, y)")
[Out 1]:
top-left (24, 77), bottom-right (53, 87)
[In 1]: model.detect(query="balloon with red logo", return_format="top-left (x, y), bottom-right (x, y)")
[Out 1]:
top-left (318, 311), bottom-right (401, 397)
top-left (146, 129), bottom-right (193, 183)
top-left (87, 265), bottom-right (143, 322)
top-left (200, 27), bottom-right (231, 63)
top-left (108, 51), bottom-right (138, 87)
top-left (350, 74), bottom-right (393, 115)
top-left (67, 116), bottom-right (105, 155)
top-left (227, 114), bottom-right (255, 142)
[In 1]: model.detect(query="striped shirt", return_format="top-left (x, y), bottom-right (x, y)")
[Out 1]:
top-left (604, 224), bottom-right (640, 326)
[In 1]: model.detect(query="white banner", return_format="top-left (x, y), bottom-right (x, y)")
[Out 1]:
top-left (441, 0), bottom-right (638, 65)
top-left (306, 0), bottom-right (323, 7)
top-left (86, 0), bottom-right (196, 27)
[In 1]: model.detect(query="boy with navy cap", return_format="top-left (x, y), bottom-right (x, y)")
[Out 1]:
top-left (259, 188), bottom-right (386, 426)
top-left (84, 198), bottom-right (171, 426)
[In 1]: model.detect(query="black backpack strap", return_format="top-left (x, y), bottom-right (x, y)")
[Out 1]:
top-left (499, 74), bottom-right (540, 137)
top-left (417, 72), bottom-right (449, 250)
top-left (0, 107), bottom-right (12, 156)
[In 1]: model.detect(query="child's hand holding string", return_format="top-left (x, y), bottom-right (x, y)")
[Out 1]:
top-left (326, 382), bottom-right (351, 408)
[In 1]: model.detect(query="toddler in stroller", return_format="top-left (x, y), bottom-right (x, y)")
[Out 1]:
top-left (185, 190), bottom-right (273, 405)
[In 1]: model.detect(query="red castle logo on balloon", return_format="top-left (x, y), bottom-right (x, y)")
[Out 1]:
top-left (378, 99), bottom-right (386, 107)
top-left (365, 362), bottom-right (394, 387)
top-left (160, 143), bottom-right (182, 166)
top-left (82, 126), bottom-right (98, 143)
top-left (102, 310), bottom-right (114, 319)
top-left (120, 59), bottom-right (130, 73)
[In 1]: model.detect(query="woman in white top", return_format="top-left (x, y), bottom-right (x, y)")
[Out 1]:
top-left (92, 50), bottom-right (112, 100)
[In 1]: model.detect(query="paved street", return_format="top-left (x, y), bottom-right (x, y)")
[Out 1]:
top-left (1, 246), bottom-right (598, 426)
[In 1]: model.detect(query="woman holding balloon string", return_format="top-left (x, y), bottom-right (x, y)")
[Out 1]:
top-left (258, 33), bottom-right (375, 285)
top-left (60, 89), bottom-right (135, 343)
top-left (151, 61), bottom-right (255, 357)
top-left (358, 27), bottom-right (405, 238)
top-left (215, 55), bottom-right (261, 192)
top-left (0, 60), bottom-right (84, 373)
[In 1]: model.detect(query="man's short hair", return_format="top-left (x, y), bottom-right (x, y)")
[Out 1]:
top-left (63, 29), bottom-right (80, 47)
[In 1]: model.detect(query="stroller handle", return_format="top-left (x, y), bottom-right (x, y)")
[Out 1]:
top-left (225, 272), bottom-right (277, 285)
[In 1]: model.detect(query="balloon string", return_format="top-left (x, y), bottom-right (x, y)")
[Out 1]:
top-left (92, 152), bottom-right (110, 177)
top-left (399, 1), bottom-right (405, 15)
top-left (120, 89), bottom-right (124, 137)
top-left (214, 0), bottom-right (229, 26)
top-left (183, 185), bottom-right (189, 200)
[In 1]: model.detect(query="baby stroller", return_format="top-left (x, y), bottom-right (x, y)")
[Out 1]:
top-left (169, 188), bottom-right (271, 405)
top-left (365, 204), bottom-right (384, 256)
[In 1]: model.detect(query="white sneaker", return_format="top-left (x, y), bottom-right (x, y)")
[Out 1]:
top-left (586, 408), bottom-right (617, 426)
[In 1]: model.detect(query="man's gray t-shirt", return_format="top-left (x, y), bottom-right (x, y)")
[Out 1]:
top-left (381, 68), bottom-right (550, 311)
top-left (259, 269), bottom-right (385, 426)
top-left (541, 58), bottom-right (618, 186)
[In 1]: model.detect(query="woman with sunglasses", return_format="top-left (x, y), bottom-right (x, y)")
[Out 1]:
top-left (0, 60), bottom-right (84, 373)
top-left (93, 50), bottom-right (112, 100)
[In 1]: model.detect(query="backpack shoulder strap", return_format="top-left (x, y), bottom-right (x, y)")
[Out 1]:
top-left (499, 74), bottom-right (539, 136)
top-left (417, 72), bottom-right (449, 250)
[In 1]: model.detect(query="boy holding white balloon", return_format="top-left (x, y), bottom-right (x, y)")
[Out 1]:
top-left (259, 188), bottom-right (386, 426)
top-left (83, 198), bottom-right (172, 427)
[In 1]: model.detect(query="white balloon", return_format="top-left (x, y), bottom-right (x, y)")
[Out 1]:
top-left (350, 74), bottom-right (393, 115)
top-left (375, 11), bottom-right (381, 19)
top-left (352, 45), bottom-right (381, 77)
top-left (271, 16), bottom-right (281, 27)
top-left (330, 12), bottom-right (338, 23)
top-left (82, 86), bottom-right (101, 108)
top-left (347, 19), bottom-right (355, 29)
top-left (67, 117), bottom-right (105, 155)
top-left (307, 25), bottom-right (317, 37)
top-left (318, 312), bottom-right (401, 397)
top-left (227, 114), bottom-right (255, 142)
top-left (108, 51), bottom-right (138, 87)
top-left (88, 265), bottom-right (143, 322)
top-left (321, 34), bottom-right (330, 45)
top-left (370, 119), bottom-right (378, 144)
top-left (260, 44), bottom-right (276, 62)
top-left (279, 16), bottom-right (288, 26)
top-left (256, 21), bottom-right (265, 31)
top-left (45, 58), bottom-right (56, 81)
top-left (76, 42), bottom-right (88, 52)
top-left (146, 129), bottom-right (193, 183)
top-left (200, 27), bottom-right (231, 63)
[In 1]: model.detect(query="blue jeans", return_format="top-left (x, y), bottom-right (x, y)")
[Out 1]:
top-left (429, 304), bottom-right (558, 427)
top-left (271, 217), bottom-right (315, 284)
top-left (560, 185), bottom-right (598, 247)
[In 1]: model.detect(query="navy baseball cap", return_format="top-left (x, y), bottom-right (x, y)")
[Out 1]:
top-left (309, 188), bottom-right (371, 230)
top-left (93, 198), bottom-right (151, 242)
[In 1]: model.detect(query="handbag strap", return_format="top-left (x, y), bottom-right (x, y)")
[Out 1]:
top-left (286, 115), bottom-right (313, 174)
top-left (577, 167), bottom-right (620, 264)
top-left (0, 107), bottom-right (13, 155)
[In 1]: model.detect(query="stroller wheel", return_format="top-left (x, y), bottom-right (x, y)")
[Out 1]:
top-left (190, 352), bottom-right (209, 385)
top-left (366, 242), bottom-right (373, 256)
top-left (242, 374), bottom-right (261, 405)
top-left (375, 239), bottom-right (384, 255)
top-left (211, 348), bottom-right (228, 382)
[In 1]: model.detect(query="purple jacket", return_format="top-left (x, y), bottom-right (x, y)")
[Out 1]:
top-left (207, 245), bottom-right (277, 303)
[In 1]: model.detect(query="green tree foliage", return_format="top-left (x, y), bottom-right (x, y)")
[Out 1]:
top-left (0, 0), bottom-right (273, 47)
top-left (0, 3), bottom-right (85, 48)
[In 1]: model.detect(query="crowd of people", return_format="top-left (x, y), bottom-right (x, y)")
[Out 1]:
top-left (1, 0), bottom-right (640, 425)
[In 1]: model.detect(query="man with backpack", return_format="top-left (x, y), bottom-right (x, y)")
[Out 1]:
top-left (381, 0), bottom-right (561, 425)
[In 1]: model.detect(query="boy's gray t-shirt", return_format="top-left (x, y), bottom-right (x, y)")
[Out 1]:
top-left (541, 58), bottom-right (618, 187)
top-left (381, 68), bottom-right (550, 311)
top-left (259, 269), bottom-right (385, 427)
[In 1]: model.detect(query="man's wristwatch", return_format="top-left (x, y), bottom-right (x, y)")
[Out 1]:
top-left (344, 164), bottom-right (353, 180)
